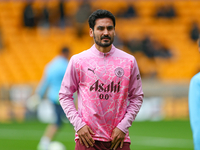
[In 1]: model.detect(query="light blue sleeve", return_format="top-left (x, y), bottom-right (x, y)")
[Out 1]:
top-left (189, 73), bottom-right (200, 150)
top-left (36, 68), bottom-right (51, 99)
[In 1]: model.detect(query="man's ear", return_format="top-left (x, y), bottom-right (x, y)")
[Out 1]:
top-left (89, 28), bottom-right (93, 37)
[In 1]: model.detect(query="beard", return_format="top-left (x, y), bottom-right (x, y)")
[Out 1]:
top-left (93, 34), bottom-right (114, 47)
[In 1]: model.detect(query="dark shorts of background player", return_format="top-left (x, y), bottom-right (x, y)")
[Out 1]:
top-left (75, 139), bottom-right (130, 150)
top-left (53, 103), bottom-right (68, 127)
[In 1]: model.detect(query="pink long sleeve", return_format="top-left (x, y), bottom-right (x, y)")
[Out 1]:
top-left (117, 58), bottom-right (143, 134)
top-left (59, 56), bottom-right (86, 132)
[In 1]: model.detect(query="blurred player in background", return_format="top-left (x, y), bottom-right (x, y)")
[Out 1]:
top-left (59, 9), bottom-right (143, 150)
top-left (32, 47), bottom-right (70, 150)
top-left (189, 35), bottom-right (200, 150)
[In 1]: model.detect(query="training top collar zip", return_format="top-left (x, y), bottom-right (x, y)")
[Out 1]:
top-left (90, 44), bottom-right (116, 58)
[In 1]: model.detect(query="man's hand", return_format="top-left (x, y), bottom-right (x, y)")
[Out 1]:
top-left (77, 125), bottom-right (95, 148)
top-left (110, 127), bottom-right (126, 150)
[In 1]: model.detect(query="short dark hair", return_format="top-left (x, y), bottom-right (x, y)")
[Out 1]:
top-left (61, 47), bottom-right (69, 54)
top-left (88, 9), bottom-right (115, 30)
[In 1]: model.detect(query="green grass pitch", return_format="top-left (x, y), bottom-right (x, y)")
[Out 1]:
top-left (0, 120), bottom-right (193, 150)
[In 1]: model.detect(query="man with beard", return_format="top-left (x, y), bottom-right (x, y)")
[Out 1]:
top-left (59, 9), bottom-right (143, 150)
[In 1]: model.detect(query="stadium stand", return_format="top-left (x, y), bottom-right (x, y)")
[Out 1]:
top-left (0, 0), bottom-right (199, 85)
top-left (0, 0), bottom-right (199, 122)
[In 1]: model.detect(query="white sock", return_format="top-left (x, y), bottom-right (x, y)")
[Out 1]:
top-left (38, 136), bottom-right (50, 150)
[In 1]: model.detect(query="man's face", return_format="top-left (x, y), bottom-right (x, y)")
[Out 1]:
top-left (90, 18), bottom-right (115, 47)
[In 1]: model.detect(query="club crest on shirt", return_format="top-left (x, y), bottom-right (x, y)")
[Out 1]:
top-left (114, 67), bottom-right (124, 78)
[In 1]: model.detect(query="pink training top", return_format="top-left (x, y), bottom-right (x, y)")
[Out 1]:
top-left (59, 44), bottom-right (144, 142)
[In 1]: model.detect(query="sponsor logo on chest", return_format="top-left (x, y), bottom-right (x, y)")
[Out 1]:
top-left (90, 80), bottom-right (121, 93)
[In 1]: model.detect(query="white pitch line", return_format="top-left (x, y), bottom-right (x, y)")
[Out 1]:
top-left (130, 135), bottom-right (193, 149)
top-left (0, 128), bottom-right (75, 141)
top-left (0, 128), bottom-right (194, 149)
